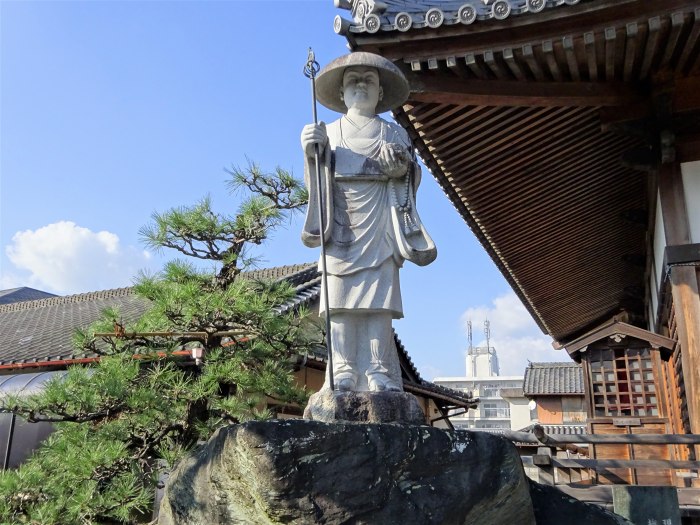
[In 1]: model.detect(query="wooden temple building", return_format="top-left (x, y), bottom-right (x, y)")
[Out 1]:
top-left (333, 0), bottom-right (700, 492)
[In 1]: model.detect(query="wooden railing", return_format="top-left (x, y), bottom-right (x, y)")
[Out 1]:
top-left (503, 425), bottom-right (700, 447)
top-left (504, 426), bottom-right (700, 474)
top-left (501, 425), bottom-right (700, 514)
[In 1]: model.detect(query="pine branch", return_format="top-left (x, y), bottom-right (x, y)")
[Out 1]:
top-left (226, 162), bottom-right (307, 212)
top-left (22, 405), bottom-right (126, 423)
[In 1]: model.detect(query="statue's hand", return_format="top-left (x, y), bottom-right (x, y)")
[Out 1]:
top-left (379, 143), bottom-right (409, 178)
top-left (301, 122), bottom-right (327, 157)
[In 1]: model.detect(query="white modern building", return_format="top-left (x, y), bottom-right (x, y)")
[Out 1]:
top-left (434, 344), bottom-right (532, 431)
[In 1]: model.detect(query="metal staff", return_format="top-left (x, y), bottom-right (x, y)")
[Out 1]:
top-left (304, 48), bottom-right (335, 391)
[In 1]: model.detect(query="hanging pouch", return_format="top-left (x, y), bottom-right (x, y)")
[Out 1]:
top-left (389, 173), bottom-right (437, 267)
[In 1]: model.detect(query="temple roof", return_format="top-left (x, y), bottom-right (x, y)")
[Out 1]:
top-left (334, 0), bottom-right (583, 36)
top-left (563, 320), bottom-right (675, 359)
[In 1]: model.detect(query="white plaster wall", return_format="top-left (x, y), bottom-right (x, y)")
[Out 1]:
top-left (649, 190), bottom-right (666, 328)
top-left (654, 191), bottom-right (666, 288)
top-left (682, 161), bottom-right (700, 243)
top-left (507, 397), bottom-right (533, 431)
top-left (648, 162), bottom-right (699, 330)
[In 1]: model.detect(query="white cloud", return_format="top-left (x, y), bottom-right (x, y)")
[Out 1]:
top-left (0, 272), bottom-right (22, 290)
top-left (4, 221), bottom-right (153, 294)
top-left (461, 292), bottom-right (566, 375)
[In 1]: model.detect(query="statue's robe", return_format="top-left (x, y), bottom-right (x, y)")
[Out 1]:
top-left (302, 115), bottom-right (436, 318)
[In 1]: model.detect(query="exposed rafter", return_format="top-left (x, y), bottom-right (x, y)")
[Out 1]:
top-left (408, 75), bottom-right (647, 107)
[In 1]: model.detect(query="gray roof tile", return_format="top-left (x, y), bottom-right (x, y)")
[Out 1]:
top-left (0, 288), bottom-right (148, 366)
top-left (243, 263), bottom-right (317, 283)
top-left (0, 287), bottom-right (57, 305)
top-left (523, 361), bottom-right (584, 396)
top-left (518, 423), bottom-right (587, 436)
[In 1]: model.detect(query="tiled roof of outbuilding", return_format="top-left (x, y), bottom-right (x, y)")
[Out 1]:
top-left (0, 264), bottom-right (318, 367)
top-left (0, 288), bottom-right (149, 366)
top-left (333, 0), bottom-right (583, 36)
top-left (523, 361), bottom-right (584, 396)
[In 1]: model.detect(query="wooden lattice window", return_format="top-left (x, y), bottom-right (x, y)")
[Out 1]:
top-left (590, 347), bottom-right (658, 417)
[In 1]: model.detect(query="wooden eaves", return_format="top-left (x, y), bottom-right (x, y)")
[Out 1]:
top-left (562, 320), bottom-right (675, 360)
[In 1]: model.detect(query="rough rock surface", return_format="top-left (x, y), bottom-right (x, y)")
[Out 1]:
top-left (303, 390), bottom-right (426, 425)
top-left (158, 420), bottom-right (536, 525)
top-left (528, 480), bottom-right (633, 525)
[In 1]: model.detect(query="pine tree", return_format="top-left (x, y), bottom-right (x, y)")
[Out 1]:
top-left (0, 163), bottom-right (319, 524)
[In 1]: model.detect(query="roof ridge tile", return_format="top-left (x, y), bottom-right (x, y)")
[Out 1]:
top-left (335, 0), bottom-right (583, 36)
top-left (0, 263), bottom-right (319, 315)
top-left (0, 287), bottom-right (135, 314)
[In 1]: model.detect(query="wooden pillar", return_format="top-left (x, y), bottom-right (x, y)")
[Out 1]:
top-left (658, 162), bottom-right (700, 437)
top-left (533, 446), bottom-right (555, 485)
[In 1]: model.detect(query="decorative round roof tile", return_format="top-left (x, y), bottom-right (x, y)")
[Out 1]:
top-left (492, 0), bottom-right (512, 20)
top-left (364, 13), bottom-right (381, 33)
top-left (425, 8), bottom-right (445, 28)
top-left (395, 12), bottom-right (413, 32)
top-left (458, 4), bottom-right (477, 25)
top-left (527, 0), bottom-right (547, 13)
top-left (333, 15), bottom-right (346, 34)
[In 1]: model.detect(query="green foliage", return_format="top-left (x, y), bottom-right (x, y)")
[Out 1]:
top-left (0, 414), bottom-right (153, 524)
top-left (139, 195), bottom-right (240, 260)
top-left (226, 161), bottom-right (308, 213)
top-left (0, 163), bottom-right (319, 524)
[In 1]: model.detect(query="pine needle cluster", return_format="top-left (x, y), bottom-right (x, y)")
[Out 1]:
top-left (0, 163), bottom-right (320, 524)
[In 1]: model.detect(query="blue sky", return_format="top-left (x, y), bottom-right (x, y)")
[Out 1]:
top-left (0, 0), bottom-right (563, 378)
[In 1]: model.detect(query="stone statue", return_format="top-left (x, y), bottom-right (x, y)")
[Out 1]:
top-left (301, 52), bottom-right (436, 393)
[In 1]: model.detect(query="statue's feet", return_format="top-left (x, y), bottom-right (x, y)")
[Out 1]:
top-left (367, 374), bottom-right (402, 392)
top-left (336, 377), bottom-right (357, 391)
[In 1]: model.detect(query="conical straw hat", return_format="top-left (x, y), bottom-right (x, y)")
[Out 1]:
top-left (315, 52), bottom-right (409, 114)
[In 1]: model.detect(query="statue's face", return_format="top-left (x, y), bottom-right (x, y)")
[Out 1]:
top-left (341, 66), bottom-right (383, 113)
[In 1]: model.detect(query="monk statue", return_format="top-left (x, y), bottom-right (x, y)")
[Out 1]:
top-left (301, 52), bottom-right (436, 393)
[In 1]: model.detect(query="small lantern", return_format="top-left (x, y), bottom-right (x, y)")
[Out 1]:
top-left (191, 346), bottom-right (205, 366)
